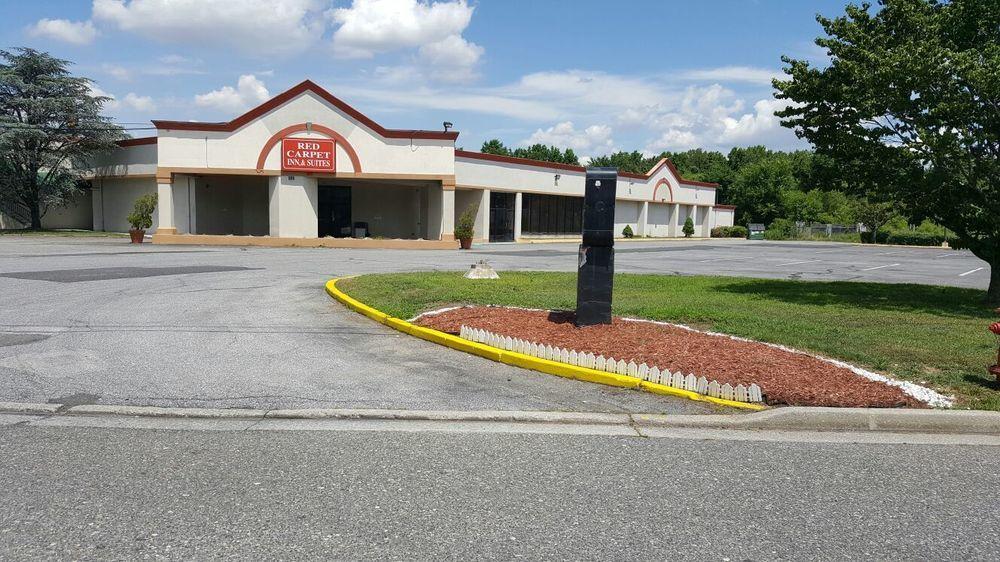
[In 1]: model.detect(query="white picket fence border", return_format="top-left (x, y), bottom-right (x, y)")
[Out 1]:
top-left (459, 325), bottom-right (763, 404)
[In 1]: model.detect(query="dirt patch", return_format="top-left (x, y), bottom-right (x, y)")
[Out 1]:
top-left (416, 306), bottom-right (923, 408)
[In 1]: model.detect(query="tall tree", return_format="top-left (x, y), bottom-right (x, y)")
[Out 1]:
top-left (0, 48), bottom-right (124, 229)
top-left (774, 0), bottom-right (1000, 303)
top-left (586, 150), bottom-right (656, 174)
top-left (480, 138), bottom-right (511, 156)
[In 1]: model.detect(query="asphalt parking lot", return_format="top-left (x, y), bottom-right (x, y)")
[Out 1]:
top-left (0, 236), bottom-right (987, 412)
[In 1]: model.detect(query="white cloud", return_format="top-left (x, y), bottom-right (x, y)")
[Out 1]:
top-left (718, 98), bottom-right (793, 144)
top-left (417, 35), bottom-right (484, 83)
top-left (339, 69), bottom-right (803, 152)
top-left (102, 63), bottom-right (131, 81)
top-left (27, 19), bottom-right (98, 45)
top-left (679, 66), bottom-right (780, 85)
top-left (92, 0), bottom-right (325, 57)
top-left (329, 0), bottom-right (482, 82)
top-left (523, 121), bottom-right (614, 154)
top-left (87, 85), bottom-right (156, 113)
top-left (194, 74), bottom-right (270, 113)
top-left (330, 0), bottom-right (474, 57)
top-left (122, 92), bottom-right (155, 111)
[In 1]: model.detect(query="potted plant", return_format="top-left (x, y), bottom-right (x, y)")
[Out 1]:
top-left (127, 193), bottom-right (158, 244)
top-left (682, 216), bottom-right (695, 238)
top-left (455, 206), bottom-right (477, 249)
top-left (621, 225), bottom-right (634, 238)
top-left (990, 322), bottom-right (1000, 382)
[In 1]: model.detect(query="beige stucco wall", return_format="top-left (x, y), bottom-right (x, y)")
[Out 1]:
top-left (268, 175), bottom-right (317, 238)
top-left (90, 143), bottom-right (157, 177)
top-left (454, 188), bottom-right (488, 241)
top-left (156, 91), bottom-right (455, 176)
top-left (613, 200), bottom-right (641, 238)
top-left (92, 177), bottom-right (158, 232)
top-left (647, 202), bottom-right (673, 237)
top-left (714, 208), bottom-right (735, 228)
top-left (455, 156), bottom-right (717, 207)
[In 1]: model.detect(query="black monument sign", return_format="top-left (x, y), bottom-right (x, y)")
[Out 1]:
top-left (576, 168), bottom-right (617, 326)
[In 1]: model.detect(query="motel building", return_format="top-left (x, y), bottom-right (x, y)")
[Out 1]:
top-left (75, 80), bottom-right (735, 248)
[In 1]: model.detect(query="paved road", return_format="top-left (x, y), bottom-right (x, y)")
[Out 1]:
top-left (1, 414), bottom-right (998, 560)
top-left (0, 237), bottom-right (987, 412)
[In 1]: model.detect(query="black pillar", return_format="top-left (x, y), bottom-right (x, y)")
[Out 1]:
top-left (576, 168), bottom-right (617, 326)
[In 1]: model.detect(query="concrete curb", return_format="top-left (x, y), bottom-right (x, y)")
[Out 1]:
top-left (0, 401), bottom-right (61, 414)
top-left (2, 403), bottom-right (999, 434)
top-left (635, 407), bottom-right (1000, 434)
top-left (325, 277), bottom-right (765, 411)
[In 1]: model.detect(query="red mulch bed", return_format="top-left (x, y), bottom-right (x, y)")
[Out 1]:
top-left (416, 306), bottom-right (923, 408)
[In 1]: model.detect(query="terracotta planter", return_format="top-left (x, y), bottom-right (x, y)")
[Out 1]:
top-left (129, 229), bottom-right (145, 244)
top-left (459, 237), bottom-right (473, 250)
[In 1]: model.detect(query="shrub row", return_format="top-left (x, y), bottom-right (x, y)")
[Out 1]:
top-left (710, 225), bottom-right (749, 238)
top-left (860, 230), bottom-right (955, 246)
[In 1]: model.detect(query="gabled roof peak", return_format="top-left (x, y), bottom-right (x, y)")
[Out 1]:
top-left (151, 79), bottom-right (459, 141)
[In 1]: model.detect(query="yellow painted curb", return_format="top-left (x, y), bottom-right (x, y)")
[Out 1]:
top-left (325, 278), bottom-right (766, 411)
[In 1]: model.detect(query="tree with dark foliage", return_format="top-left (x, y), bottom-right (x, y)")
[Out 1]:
top-left (0, 48), bottom-right (124, 229)
top-left (774, 0), bottom-right (1000, 303)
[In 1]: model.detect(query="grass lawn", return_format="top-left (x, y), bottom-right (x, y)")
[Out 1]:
top-left (339, 271), bottom-right (1000, 411)
top-left (0, 229), bottom-right (127, 238)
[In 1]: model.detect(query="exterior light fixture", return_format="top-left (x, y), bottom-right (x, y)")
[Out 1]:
top-left (554, 173), bottom-right (561, 186)
top-left (443, 121), bottom-right (453, 132)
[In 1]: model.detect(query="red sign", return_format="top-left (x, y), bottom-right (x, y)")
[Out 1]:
top-left (282, 138), bottom-right (336, 172)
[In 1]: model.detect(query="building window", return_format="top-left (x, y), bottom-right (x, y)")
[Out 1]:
top-left (521, 194), bottom-right (583, 235)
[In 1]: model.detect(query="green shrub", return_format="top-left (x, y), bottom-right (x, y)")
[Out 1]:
top-left (682, 217), bottom-right (695, 237)
top-left (862, 229), bottom-right (950, 246)
top-left (763, 218), bottom-right (795, 240)
top-left (711, 225), bottom-right (748, 238)
top-left (884, 231), bottom-right (947, 246)
top-left (127, 193), bottom-right (158, 231)
top-left (622, 224), bottom-right (634, 238)
top-left (454, 206), bottom-right (477, 240)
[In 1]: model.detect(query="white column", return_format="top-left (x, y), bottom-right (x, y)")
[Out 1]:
top-left (669, 203), bottom-right (680, 237)
top-left (156, 174), bottom-right (176, 234)
top-left (513, 192), bottom-right (523, 241)
top-left (268, 175), bottom-right (318, 238)
top-left (637, 201), bottom-right (649, 237)
top-left (476, 188), bottom-right (490, 241)
top-left (171, 174), bottom-right (191, 234)
top-left (441, 185), bottom-right (455, 240)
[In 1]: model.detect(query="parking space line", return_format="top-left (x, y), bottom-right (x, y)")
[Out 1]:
top-left (776, 260), bottom-right (821, 267)
top-left (861, 263), bottom-right (900, 271)
top-left (959, 267), bottom-right (984, 277)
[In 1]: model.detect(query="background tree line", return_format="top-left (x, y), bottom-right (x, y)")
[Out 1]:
top-left (478, 138), bottom-right (923, 238)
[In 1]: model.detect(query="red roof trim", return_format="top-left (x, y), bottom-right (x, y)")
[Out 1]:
top-left (715, 204), bottom-right (736, 210)
top-left (117, 137), bottom-right (157, 147)
top-left (455, 149), bottom-right (586, 173)
top-left (151, 80), bottom-right (459, 141)
top-left (455, 150), bottom-right (717, 188)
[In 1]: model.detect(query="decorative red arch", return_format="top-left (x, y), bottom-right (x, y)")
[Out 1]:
top-left (652, 178), bottom-right (673, 202)
top-left (256, 123), bottom-right (362, 173)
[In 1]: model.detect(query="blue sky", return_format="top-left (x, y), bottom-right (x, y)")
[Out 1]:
top-left (2, 0), bottom-right (847, 158)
